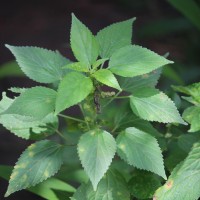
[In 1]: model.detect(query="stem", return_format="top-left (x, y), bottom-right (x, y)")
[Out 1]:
top-left (103, 91), bottom-right (122, 107)
top-left (114, 96), bottom-right (130, 99)
top-left (79, 104), bottom-right (91, 130)
top-left (58, 113), bottom-right (86, 123)
top-left (55, 129), bottom-right (67, 141)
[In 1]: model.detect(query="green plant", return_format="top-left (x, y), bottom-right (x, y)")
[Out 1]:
top-left (1, 13), bottom-right (199, 200)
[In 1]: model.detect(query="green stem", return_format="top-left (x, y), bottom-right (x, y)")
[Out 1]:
top-left (114, 96), bottom-right (130, 99)
top-left (55, 129), bottom-right (67, 141)
top-left (58, 113), bottom-right (86, 123)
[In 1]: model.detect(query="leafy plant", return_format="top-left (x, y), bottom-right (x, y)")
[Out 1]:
top-left (2, 13), bottom-right (198, 200)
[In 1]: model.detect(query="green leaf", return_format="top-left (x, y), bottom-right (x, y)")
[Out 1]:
top-left (72, 170), bottom-right (130, 200)
top-left (2, 87), bottom-right (57, 119)
top-left (0, 61), bottom-right (24, 79)
top-left (70, 14), bottom-right (99, 66)
top-left (154, 142), bottom-right (200, 200)
top-left (108, 45), bottom-right (173, 77)
top-left (63, 62), bottom-right (89, 72)
top-left (183, 106), bottom-right (200, 132)
top-left (96, 18), bottom-right (135, 58)
top-left (0, 165), bottom-right (75, 200)
top-left (78, 129), bottom-right (116, 190)
top-left (92, 69), bottom-right (121, 91)
top-left (5, 140), bottom-right (64, 197)
top-left (130, 88), bottom-right (186, 124)
top-left (116, 127), bottom-right (166, 179)
top-left (128, 170), bottom-right (161, 199)
top-left (168, 0), bottom-right (200, 31)
top-left (92, 58), bottom-right (108, 70)
top-left (5, 45), bottom-right (70, 83)
top-left (0, 92), bottom-right (58, 139)
top-left (117, 67), bottom-right (162, 93)
top-left (55, 72), bottom-right (93, 114)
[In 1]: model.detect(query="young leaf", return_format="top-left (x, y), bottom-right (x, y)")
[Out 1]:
top-left (72, 170), bottom-right (130, 200)
top-left (117, 67), bottom-right (162, 93)
top-left (5, 140), bottom-right (64, 197)
top-left (183, 106), bottom-right (200, 132)
top-left (108, 45), bottom-right (173, 77)
top-left (96, 18), bottom-right (135, 58)
top-left (116, 127), bottom-right (166, 179)
top-left (154, 142), bottom-right (200, 200)
top-left (128, 170), bottom-right (161, 199)
top-left (2, 87), bottom-right (57, 119)
top-left (63, 62), bottom-right (89, 72)
top-left (78, 129), bottom-right (116, 190)
top-left (5, 45), bottom-right (70, 83)
top-left (55, 72), bottom-right (93, 114)
top-left (92, 69), bottom-right (122, 91)
top-left (130, 88), bottom-right (186, 124)
top-left (71, 14), bottom-right (99, 66)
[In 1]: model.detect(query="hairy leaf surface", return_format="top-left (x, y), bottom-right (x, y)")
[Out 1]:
top-left (78, 129), bottom-right (116, 190)
top-left (55, 72), bottom-right (93, 114)
top-left (130, 88), bottom-right (186, 124)
top-left (116, 127), bottom-right (166, 179)
top-left (5, 45), bottom-right (70, 83)
top-left (154, 142), bottom-right (200, 200)
top-left (96, 18), bottom-right (135, 58)
top-left (109, 45), bottom-right (173, 77)
top-left (71, 14), bottom-right (99, 66)
top-left (3, 87), bottom-right (57, 119)
top-left (5, 140), bottom-right (64, 197)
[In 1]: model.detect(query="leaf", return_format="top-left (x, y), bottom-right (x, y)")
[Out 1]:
top-left (92, 69), bottom-right (121, 91)
top-left (108, 45), bottom-right (173, 77)
top-left (183, 106), bottom-right (200, 132)
top-left (154, 141), bottom-right (200, 200)
top-left (72, 170), bottom-right (130, 200)
top-left (0, 61), bottom-right (24, 79)
top-left (5, 140), bottom-right (64, 197)
top-left (130, 88), bottom-right (186, 124)
top-left (128, 170), bottom-right (161, 199)
top-left (78, 129), bottom-right (116, 190)
top-left (63, 62), bottom-right (89, 72)
top-left (168, 0), bottom-right (200, 31)
top-left (55, 72), bottom-right (93, 114)
top-left (2, 86), bottom-right (57, 119)
top-left (0, 92), bottom-right (58, 139)
top-left (117, 67), bottom-right (162, 93)
top-left (116, 127), bottom-right (166, 179)
top-left (5, 45), bottom-right (70, 83)
top-left (0, 165), bottom-right (75, 200)
top-left (70, 14), bottom-right (99, 66)
top-left (92, 58), bottom-right (108, 70)
top-left (96, 18), bottom-right (135, 58)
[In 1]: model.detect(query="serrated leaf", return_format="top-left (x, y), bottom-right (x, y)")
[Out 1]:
top-left (0, 165), bottom-right (75, 200)
top-left (0, 93), bottom-right (58, 139)
top-left (183, 106), bottom-right (200, 132)
top-left (78, 129), bottom-right (116, 190)
top-left (5, 45), bottom-right (70, 83)
top-left (72, 170), bottom-right (130, 200)
top-left (128, 170), bottom-right (161, 199)
top-left (117, 67), bottom-right (162, 93)
top-left (130, 88), bottom-right (186, 124)
top-left (63, 62), bottom-right (89, 72)
top-left (154, 142), bottom-right (200, 200)
top-left (116, 127), bottom-right (166, 179)
top-left (2, 87), bottom-right (57, 119)
top-left (55, 72), bottom-right (93, 114)
top-left (92, 69), bottom-right (121, 91)
top-left (5, 140), bottom-right (64, 197)
top-left (70, 14), bottom-right (99, 66)
top-left (96, 18), bottom-right (135, 58)
top-left (108, 45), bottom-right (173, 77)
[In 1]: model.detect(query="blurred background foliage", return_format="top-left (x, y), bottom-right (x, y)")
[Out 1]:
top-left (0, 0), bottom-right (200, 199)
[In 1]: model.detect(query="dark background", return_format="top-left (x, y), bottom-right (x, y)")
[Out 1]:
top-left (0, 0), bottom-right (200, 199)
